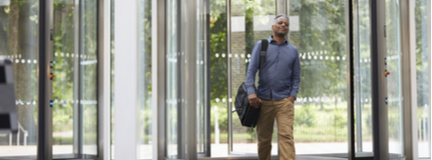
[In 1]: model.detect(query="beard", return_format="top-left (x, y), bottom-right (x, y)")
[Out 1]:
top-left (274, 31), bottom-right (287, 38)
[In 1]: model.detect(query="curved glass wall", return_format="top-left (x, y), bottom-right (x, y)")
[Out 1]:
top-left (287, 0), bottom-right (348, 155)
top-left (228, 0), bottom-right (278, 155)
top-left (52, 0), bottom-right (79, 157)
top-left (80, 0), bottom-right (98, 156)
top-left (386, 0), bottom-right (404, 157)
top-left (137, 0), bottom-right (153, 159)
top-left (209, 0), bottom-right (228, 156)
top-left (166, 0), bottom-right (180, 158)
top-left (0, 0), bottom-right (39, 158)
top-left (353, 0), bottom-right (373, 155)
top-left (415, 0), bottom-right (430, 158)
top-left (52, 0), bottom-right (98, 158)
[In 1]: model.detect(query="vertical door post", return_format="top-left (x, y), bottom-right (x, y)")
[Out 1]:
top-left (98, 0), bottom-right (111, 159)
top-left (37, 0), bottom-right (53, 159)
top-left (346, 0), bottom-right (355, 159)
top-left (370, 0), bottom-right (389, 159)
top-left (152, 0), bottom-right (167, 159)
top-left (226, 0), bottom-right (233, 154)
top-left (114, 0), bottom-right (139, 159)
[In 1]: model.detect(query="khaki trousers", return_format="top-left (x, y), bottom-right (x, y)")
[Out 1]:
top-left (257, 98), bottom-right (295, 160)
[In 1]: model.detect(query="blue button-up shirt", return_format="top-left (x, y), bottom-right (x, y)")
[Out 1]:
top-left (245, 36), bottom-right (301, 100)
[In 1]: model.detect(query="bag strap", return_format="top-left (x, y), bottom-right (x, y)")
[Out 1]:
top-left (259, 39), bottom-right (268, 77)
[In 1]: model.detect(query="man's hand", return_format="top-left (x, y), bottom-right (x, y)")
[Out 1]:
top-left (248, 93), bottom-right (262, 108)
top-left (286, 96), bottom-right (295, 103)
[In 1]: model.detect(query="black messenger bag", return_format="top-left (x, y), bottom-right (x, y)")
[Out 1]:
top-left (234, 39), bottom-right (268, 128)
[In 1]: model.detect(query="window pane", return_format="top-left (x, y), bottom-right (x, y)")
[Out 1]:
top-left (81, 0), bottom-right (98, 156)
top-left (166, 0), bottom-right (179, 158)
top-left (415, 0), bottom-right (430, 158)
top-left (137, 0), bottom-right (152, 159)
top-left (386, 0), bottom-right (404, 156)
top-left (229, 0), bottom-right (278, 155)
top-left (196, 0), bottom-right (209, 155)
top-left (209, 0), bottom-right (228, 157)
top-left (0, 0), bottom-right (38, 158)
top-left (52, 0), bottom-right (79, 157)
top-left (288, 0), bottom-right (348, 155)
top-left (354, 0), bottom-right (373, 155)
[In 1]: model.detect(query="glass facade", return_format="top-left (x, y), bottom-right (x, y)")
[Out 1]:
top-left (386, 0), bottom-right (404, 156)
top-left (166, 0), bottom-right (180, 158)
top-left (415, 0), bottom-right (430, 158)
top-left (354, 0), bottom-right (373, 154)
top-left (137, 0), bottom-right (152, 159)
top-left (287, 0), bottom-right (349, 155)
top-left (0, 0), bottom-right (98, 159)
top-left (0, 0), bottom-right (430, 159)
top-left (0, 0), bottom-right (39, 158)
top-left (52, 0), bottom-right (78, 157)
top-left (209, 0), bottom-right (228, 156)
top-left (229, 0), bottom-right (278, 155)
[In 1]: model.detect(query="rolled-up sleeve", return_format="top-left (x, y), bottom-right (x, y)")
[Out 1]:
top-left (245, 41), bottom-right (262, 95)
top-left (290, 48), bottom-right (301, 98)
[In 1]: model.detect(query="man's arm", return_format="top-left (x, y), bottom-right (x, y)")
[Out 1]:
top-left (290, 48), bottom-right (301, 100)
top-left (245, 41), bottom-right (262, 95)
top-left (246, 41), bottom-right (263, 108)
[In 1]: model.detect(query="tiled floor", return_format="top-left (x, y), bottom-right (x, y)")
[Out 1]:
top-left (0, 141), bottom-right (428, 158)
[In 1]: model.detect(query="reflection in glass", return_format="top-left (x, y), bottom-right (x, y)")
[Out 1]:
top-left (288, 0), bottom-right (348, 155)
top-left (166, 0), bottom-right (179, 158)
top-left (0, 0), bottom-right (38, 158)
top-left (415, 0), bottom-right (430, 158)
top-left (196, 0), bottom-right (209, 155)
top-left (209, 0), bottom-right (228, 157)
top-left (52, 0), bottom-right (78, 157)
top-left (137, 0), bottom-right (152, 159)
top-left (229, 0), bottom-right (278, 155)
top-left (386, 0), bottom-right (403, 156)
top-left (354, 0), bottom-right (373, 155)
top-left (81, 0), bottom-right (98, 155)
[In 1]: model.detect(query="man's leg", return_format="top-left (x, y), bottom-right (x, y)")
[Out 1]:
top-left (256, 99), bottom-right (276, 160)
top-left (276, 98), bottom-right (295, 160)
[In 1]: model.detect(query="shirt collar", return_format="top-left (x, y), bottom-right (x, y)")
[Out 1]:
top-left (268, 35), bottom-right (289, 45)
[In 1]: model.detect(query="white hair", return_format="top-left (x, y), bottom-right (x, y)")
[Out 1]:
top-left (274, 14), bottom-right (289, 24)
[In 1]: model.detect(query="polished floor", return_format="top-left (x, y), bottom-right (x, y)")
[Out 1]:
top-left (0, 141), bottom-right (428, 158)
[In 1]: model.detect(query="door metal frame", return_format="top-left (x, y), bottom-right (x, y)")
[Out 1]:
top-left (226, 0), bottom-right (233, 155)
top-left (152, 0), bottom-right (167, 159)
top-left (352, 0), bottom-right (363, 154)
top-left (184, 0), bottom-right (198, 157)
top-left (429, 0), bottom-right (432, 158)
top-left (400, 0), bottom-right (418, 159)
top-left (38, 0), bottom-right (54, 159)
top-left (346, 0), bottom-right (355, 159)
top-left (98, 0), bottom-right (110, 159)
top-left (369, 0), bottom-right (389, 160)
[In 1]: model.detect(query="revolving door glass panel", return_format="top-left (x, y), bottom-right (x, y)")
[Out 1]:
top-left (0, 0), bottom-right (39, 158)
top-left (52, 0), bottom-right (98, 158)
top-left (228, 0), bottom-right (279, 155)
top-left (287, 0), bottom-right (349, 155)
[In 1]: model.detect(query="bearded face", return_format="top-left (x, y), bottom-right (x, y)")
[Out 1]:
top-left (272, 17), bottom-right (289, 37)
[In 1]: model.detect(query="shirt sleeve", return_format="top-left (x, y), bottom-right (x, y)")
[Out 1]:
top-left (245, 41), bottom-right (262, 95)
top-left (290, 48), bottom-right (301, 98)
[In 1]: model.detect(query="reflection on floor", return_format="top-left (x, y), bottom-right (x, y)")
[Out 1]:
top-left (0, 141), bottom-right (429, 158)
top-left (0, 145), bottom-right (97, 157)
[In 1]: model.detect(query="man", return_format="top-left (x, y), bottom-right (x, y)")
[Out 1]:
top-left (245, 14), bottom-right (301, 160)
